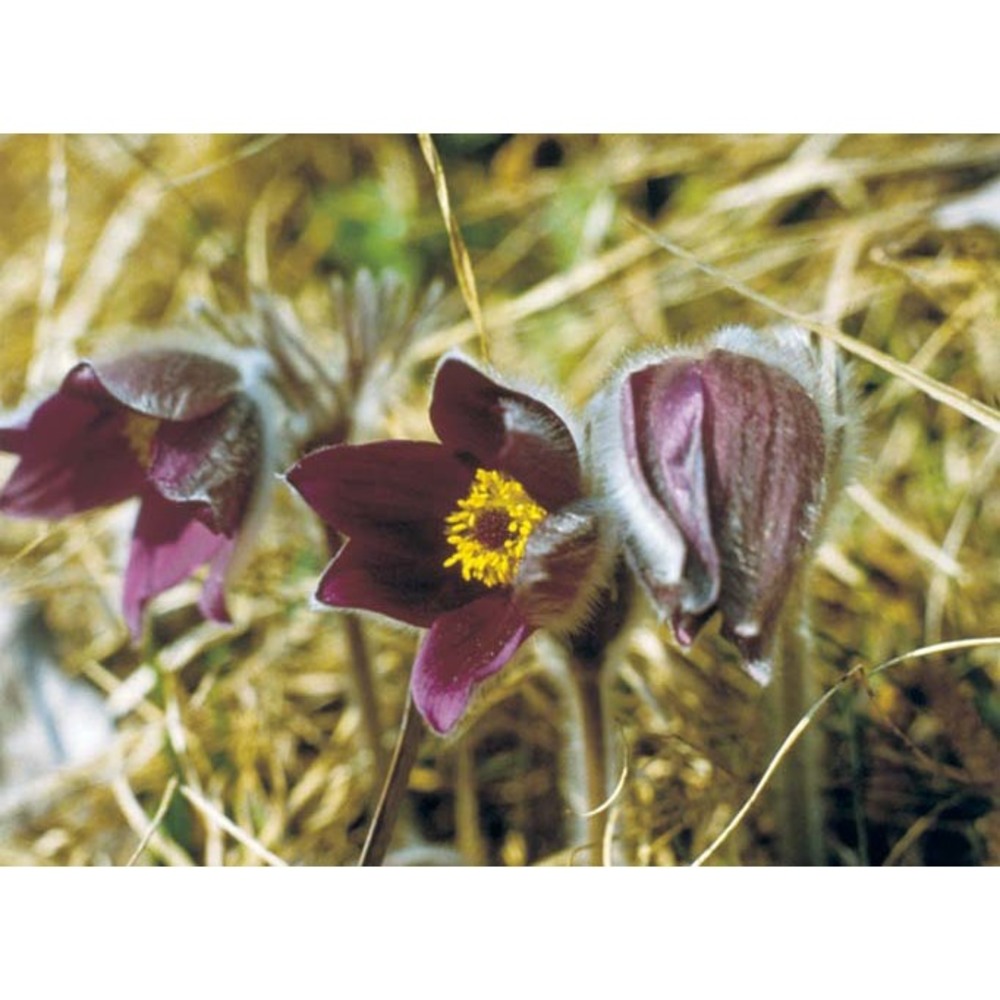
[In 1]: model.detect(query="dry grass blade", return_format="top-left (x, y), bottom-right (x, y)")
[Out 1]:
top-left (164, 134), bottom-right (287, 189)
top-left (112, 772), bottom-right (194, 867)
top-left (1, 526), bottom-right (64, 578)
top-left (712, 137), bottom-right (1000, 212)
top-left (410, 230), bottom-right (657, 362)
top-left (418, 133), bottom-right (488, 360)
top-left (628, 219), bottom-right (1000, 435)
top-left (179, 784), bottom-right (287, 867)
top-left (48, 173), bottom-right (164, 353)
top-left (126, 776), bottom-right (179, 866)
top-left (846, 483), bottom-right (965, 581)
top-left (881, 792), bottom-right (969, 867)
top-left (691, 637), bottom-right (1000, 867)
top-left (28, 134), bottom-right (69, 392)
top-left (925, 436), bottom-right (1000, 642)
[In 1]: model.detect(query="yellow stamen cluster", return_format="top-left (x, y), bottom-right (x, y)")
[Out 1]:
top-left (443, 468), bottom-right (548, 588)
top-left (123, 412), bottom-right (160, 467)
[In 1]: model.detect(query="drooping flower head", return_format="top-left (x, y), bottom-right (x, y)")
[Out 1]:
top-left (286, 353), bottom-right (613, 734)
top-left (0, 344), bottom-right (279, 637)
top-left (594, 325), bottom-right (849, 682)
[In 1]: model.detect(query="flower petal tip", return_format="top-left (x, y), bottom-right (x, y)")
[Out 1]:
top-left (411, 596), bottom-right (533, 736)
top-left (307, 590), bottom-right (337, 615)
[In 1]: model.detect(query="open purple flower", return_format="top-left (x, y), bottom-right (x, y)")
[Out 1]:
top-left (594, 325), bottom-right (846, 682)
top-left (286, 353), bottom-right (611, 734)
top-left (0, 346), bottom-right (276, 637)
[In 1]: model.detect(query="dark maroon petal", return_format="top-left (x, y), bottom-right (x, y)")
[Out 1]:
top-left (85, 349), bottom-right (242, 421)
top-left (0, 383), bottom-right (145, 518)
top-left (149, 394), bottom-right (260, 535)
top-left (624, 362), bottom-right (720, 614)
top-left (429, 355), bottom-right (581, 509)
top-left (123, 489), bottom-right (230, 637)
top-left (286, 440), bottom-right (473, 555)
top-left (698, 349), bottom-right (826, 671)
top-left (315, 538), bottom-right (481, 628)
top-left (410, 593), bottom-right (532, 734)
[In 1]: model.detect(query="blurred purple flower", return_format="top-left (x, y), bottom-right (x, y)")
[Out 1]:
top-left (595, 326), bottom-right (847, 682)
top-left (0, 347), bottom-right (275, 637)
top-left (286, 353), bottom-right (611, 734)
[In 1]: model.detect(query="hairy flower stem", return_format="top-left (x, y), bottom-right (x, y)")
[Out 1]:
top-left (767, 598), bottom-right (825, 865)
top-left (358, 690), bottom-right (425, 866)
top-left (562, 561), bottom-right (630, 865)
top-left (343, 617), bottom-right (388, 780)
top-left (567, 656), bottom-right (610, 865)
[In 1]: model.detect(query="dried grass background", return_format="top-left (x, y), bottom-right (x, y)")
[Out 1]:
top-left (1, 133), bottom-right (998, 866)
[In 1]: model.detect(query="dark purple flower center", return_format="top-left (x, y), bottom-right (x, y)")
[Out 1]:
top-left (472, 508), bottom-right (514, 550)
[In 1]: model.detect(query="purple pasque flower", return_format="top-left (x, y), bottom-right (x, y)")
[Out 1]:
top-left (285, 353), bottom-right (612, 735)
top-left (594, 325), bottom-right (847, 683)
top-left (0, 345), bottom-right (277, 637)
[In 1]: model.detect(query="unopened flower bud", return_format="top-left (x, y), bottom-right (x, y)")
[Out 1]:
top-left (593, 325), bottom-right (849, 682)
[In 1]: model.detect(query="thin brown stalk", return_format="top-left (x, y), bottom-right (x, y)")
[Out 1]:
top-left (418, 133), bottom-right (489, 361)
top-left (359, 690), bottom-right (425, 866)
top-left (343, 616), bottom-right (388, 780)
